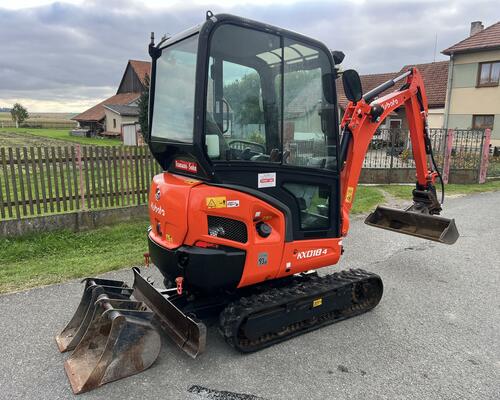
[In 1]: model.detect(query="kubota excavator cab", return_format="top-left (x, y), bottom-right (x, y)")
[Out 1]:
top-left (146, 12), bottom-right (342, 244)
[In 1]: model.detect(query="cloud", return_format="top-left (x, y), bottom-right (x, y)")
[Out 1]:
top-left (0, 0), bottom-right (497, 112)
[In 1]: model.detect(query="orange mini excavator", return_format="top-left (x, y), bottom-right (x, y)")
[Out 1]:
top-left (56, 12), bottom-right (459, 394)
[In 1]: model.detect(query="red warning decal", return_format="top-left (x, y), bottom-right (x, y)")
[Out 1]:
top-left (175, 159), bottom-right (198, 173)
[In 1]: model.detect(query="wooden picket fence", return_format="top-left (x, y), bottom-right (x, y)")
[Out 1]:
top-left (0, 146), bottom-right (161, 220)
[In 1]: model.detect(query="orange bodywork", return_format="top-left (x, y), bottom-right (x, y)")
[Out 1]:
top-left (149, 68), bottom-right (434, 290)
top-left (149, 173), bottom-right (342, 288)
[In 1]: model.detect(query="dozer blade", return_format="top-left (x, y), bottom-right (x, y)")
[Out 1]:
top-left (365, 206), bottom-right (459, 244)
top-left (132, 267), bottom-right (207, 358)
top-left (63, 293), bottom-right (161, 394)
top-left (55, 278), bottom-right (133, 353)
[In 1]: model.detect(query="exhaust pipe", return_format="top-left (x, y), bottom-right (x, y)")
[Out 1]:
top-left (365, 206), bottom-right (459, 245)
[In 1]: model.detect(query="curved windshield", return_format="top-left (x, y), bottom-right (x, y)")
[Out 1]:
top-left (205, 24), bottom-right (337, 170)
top-left (151, 35), bottom-right (199, 143)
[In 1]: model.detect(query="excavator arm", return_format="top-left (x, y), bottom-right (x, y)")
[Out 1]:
top-left (338, 68), bottom-right (459, 244)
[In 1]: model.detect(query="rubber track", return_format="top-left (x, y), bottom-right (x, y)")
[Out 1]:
top-left (219, 269), bottom-right (383, 353)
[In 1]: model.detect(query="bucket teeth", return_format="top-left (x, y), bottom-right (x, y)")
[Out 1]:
top-left (56, 278), bottom-right (161, 394)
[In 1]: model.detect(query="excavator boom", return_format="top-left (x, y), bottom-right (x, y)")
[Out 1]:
top-left (338, 67), bottom-right (459, 244)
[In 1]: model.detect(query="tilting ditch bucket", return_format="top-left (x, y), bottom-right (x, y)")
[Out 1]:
top-left (56, 278), bottom-right (161, 394)
top-left (365, 206), bottom-right (459, 245)
top-left (56, 278), bottom-right (133, 353)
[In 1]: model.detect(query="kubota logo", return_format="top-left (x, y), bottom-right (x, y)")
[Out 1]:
top-left (150, 202), bottom-right (165, 217)
top-left (296, 248), bottom-right (328, 260)
top-left (381, 99), bottom-right (399, 110)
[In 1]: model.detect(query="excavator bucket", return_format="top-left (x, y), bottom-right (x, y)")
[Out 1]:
top-left (56, 278), bottom-right (161, 394)
top-left (56, 278), bottom-right (133, 353)
top-left (365, 206), bottom-right (459, 245)
top-left (132, 267), bottom-right (207, 358)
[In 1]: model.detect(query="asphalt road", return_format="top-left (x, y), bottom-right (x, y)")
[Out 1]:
top-left (0, 192), bottom-right (499, 400)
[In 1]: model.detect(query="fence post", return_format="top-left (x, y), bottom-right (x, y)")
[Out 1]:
top-left (388, 129), bottom-right (395, 184)
top-left (442, 129), bottom-right (454, 184)
top-left (75, 144), bottom-right (86, 209)
top-left (478, 128), bottom-right (491, 184)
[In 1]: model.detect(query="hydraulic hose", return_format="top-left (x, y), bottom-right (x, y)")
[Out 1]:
top-left (428, 135), bottom-right (445, 204)
top-left (417, 86), bottom-right (445, 205)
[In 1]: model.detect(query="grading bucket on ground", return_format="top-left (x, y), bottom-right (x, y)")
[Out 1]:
top-left (56, 278), bottom-right (161, 394)
top-left (365, 206), bottom-right (459, 245)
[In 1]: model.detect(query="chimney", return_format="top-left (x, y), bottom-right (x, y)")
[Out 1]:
top-left (470, 21), bottom-right (484, 36)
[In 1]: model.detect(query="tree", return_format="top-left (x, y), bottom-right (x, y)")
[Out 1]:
top-left (224, 73), bottom-right (263, 127)
top-left (11, 103), bottom-right (29, 128)
top-left (137, 74), bottom-right (150, 139)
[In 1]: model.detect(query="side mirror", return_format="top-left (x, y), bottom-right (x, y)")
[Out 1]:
top-left (342, 69), bottom-right (363, 103)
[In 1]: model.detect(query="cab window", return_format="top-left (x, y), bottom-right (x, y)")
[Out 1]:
top-left (205, 24), bottom-right (337, 170)
top-left (206, 24), bottom-right (281, 162)
top-left (151, 35), bottom-right (198, 143)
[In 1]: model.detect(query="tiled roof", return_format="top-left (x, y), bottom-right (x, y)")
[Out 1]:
top-left (442, 21), bottom-right (500, 55)
top-left (336, 72), bottom-right (397, 109)
top-left (336, 61), bottom-right (448, 109)
top-left (104, 104), bottom-right (139, 117)
top-left (399, 61), bottom-right (449, 108)
top-left (129, 60), bottom-right (151, 86)
top-left (72, 92), bottom-right (140, 122)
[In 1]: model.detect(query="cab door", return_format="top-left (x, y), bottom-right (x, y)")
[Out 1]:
top-left (203, 23), bottom-right (341, 240)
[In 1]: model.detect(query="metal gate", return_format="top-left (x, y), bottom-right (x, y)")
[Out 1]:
top-left (359, 128), bottom-right (487, 184)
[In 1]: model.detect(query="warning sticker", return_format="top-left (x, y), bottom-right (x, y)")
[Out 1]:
top-left (206, 196), bottom-right (226, 209)
top-left (226, 200), bottom-right (240, 208)
top-left (312, 298), bottom-right (323, 308)
top-left (345, 186), bottom-right (354, 203)
top-left (258, 172), bottom-right (276, 188)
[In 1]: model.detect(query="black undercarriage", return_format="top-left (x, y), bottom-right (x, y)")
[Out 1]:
top-left (134, 265), bottom-right (383, 355)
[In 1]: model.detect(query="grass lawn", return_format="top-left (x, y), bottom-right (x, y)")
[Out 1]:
top-left (0, 128), bottom-right (122, 147)
top-left (1, 181), bottom-right (499, 294)
top-left (351, 186), bottom-right (385, 214)
top-left (0, 221), bottom-right (148, 294)
top-left (379, 180), bottom-right (500, 200)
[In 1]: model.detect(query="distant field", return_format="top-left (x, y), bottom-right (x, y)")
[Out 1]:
top-left (0, 111), bottom-right (76, 122)
top-left (0, 128), bottom-right (122, 147)
top-left (0, 112), bottom-right (77, 129)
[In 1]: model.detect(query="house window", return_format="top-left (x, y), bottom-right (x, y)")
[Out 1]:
top-left (113, 118), bottom-right (117, 129)
top-left (477, 61), bottom-right (500, 87)
top-left (389, 119), bottom-right (402, 129)
top-left (472, 115), bottom-right (494, 130)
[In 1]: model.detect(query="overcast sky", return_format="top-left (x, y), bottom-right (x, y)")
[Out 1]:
top-left (0, 0), bottom-right (498, 113)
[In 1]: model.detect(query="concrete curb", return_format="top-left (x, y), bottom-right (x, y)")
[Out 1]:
top-left (0, 205), bottom-right (148, 238)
